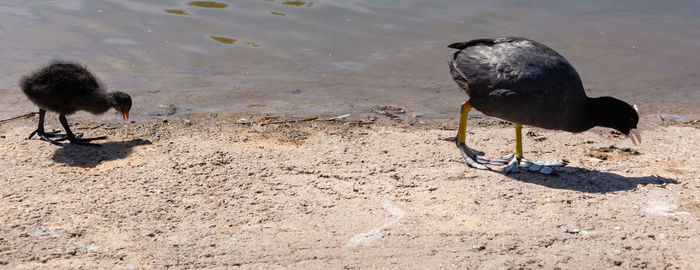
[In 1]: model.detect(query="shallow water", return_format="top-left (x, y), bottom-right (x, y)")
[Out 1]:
top-left (1, 0), bottom-right (699, 121)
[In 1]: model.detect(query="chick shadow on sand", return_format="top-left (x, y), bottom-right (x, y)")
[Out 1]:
top-left (502, 166), bottom-right (677, 193)
top-left (51, 139), bottom-right (152, 168)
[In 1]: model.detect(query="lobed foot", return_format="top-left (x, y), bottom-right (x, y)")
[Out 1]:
top-left (502, 154), bottom-right (565, 175)
top-left (457, 142), bottom-right (507, 170)
top-left (28, 129), bottom-right (68, 146)
top-left (28, 129), bottom-right (64, 139)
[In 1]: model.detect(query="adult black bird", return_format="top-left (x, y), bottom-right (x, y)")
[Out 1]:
top-left (21, 61), bottom-right (132, 146)
top-left (448, 37), bottom-right (640, 174)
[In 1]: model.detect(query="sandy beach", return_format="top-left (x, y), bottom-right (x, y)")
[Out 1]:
top-left (0, 112), bottom-right (697, 269)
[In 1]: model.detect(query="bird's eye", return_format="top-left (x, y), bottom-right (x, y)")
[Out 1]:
top-left (629, 117), bottom-right (634, 122)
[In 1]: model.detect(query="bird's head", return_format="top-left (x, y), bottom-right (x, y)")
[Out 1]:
top-left (609, 99), bottom-right (641, 145)
top-left (590, 96), bottom-right (641, 145)
top-left (111, 91), bottom-right (132, 120)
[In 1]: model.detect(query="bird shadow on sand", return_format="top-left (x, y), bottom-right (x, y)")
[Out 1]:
top-left (51, 139), bottom-right (151, 168)
top-left (502, 166), bottom-right (677, 193)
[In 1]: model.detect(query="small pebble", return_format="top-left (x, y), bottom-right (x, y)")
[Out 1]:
top-left (564, 228), bottom-right (580, 234)
top-left (471, 244), bottom-right (486, 251)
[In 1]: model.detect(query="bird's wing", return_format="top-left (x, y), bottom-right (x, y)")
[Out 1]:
top-left (448, 37), bottom-right (574, 98)
top-left (447, 39), bottom-right (512, 97)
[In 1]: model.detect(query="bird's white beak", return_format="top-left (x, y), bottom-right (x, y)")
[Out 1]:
top-left (629, 104), bottom-right (641, 145)
top-left (629, 128), bottom-right (642, 146)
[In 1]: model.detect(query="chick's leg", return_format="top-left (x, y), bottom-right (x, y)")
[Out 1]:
top-left (28, 109), bottom-right (66, 145)
top-left (57, 114), bottom-right (106, 146)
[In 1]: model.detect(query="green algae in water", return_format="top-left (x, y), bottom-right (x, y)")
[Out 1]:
top-left (281, 0), bottom-right (306, 7)
top-left (188, 1), bottom-right (229, 8)
top-left (246, 41), bottom-right (260, 47)
top-left (165, 9), bottom-right (189, 15)
top-left (270, 11), bottom-right (286, 16)
top-left (210, 35), bottom-right (236, 44)
top-left (280, 1), bottom-right (314, 7)
top-left (247, 104), bottom-right (266, 107)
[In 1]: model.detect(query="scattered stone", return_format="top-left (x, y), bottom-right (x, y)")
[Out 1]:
top-left (369, 105), bottom-right (405, 118)
top-left (154, 104), bottom-right (177, 116)
top-left (291, 89), bottom-right (302, 94)
top-left (86, 244), bottom-right (101, 252)
top-left (292, 130), bottom-right (304, 138)
top-left (164, 104), bottom-right (177, 115)
top-left (471, 244), bottom-right (486, 251)
top-left (327, 114), bottom-right (351, 121)
top-left (564, 228), bottom-right (580, 234)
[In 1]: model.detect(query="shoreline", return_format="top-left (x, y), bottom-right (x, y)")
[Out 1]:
top-left (1, 105), bottom-right (698, 130)
top-left (0, 112), bottom-right (698, 268)
top-left (2, 86), bottom-right (700, 123)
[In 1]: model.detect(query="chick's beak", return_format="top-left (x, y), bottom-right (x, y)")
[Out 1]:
top-left (122, 112), bottom-right (129, 121)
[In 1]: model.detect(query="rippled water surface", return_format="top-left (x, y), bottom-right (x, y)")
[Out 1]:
top-left (1, 0), bottom-right (699, 121)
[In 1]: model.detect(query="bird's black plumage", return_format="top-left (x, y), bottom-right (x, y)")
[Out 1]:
top-left (20, 61), bottom-right (132, 146)
top-left (448, 37), bottom-right (638, 134)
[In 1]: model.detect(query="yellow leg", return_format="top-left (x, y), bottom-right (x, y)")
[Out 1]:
top-left (456, 101), bottom-right (507, 169)
top-left (458, 101), bottom-right (471, 144)
top-left (515, 123), bottom-right (523, 158)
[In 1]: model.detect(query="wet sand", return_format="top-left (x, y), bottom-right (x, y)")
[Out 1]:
top-left (0, 113), bottom-right (698, 269)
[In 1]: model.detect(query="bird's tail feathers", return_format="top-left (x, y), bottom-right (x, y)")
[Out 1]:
top-left (448, 39), bottom-right (495, 50)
